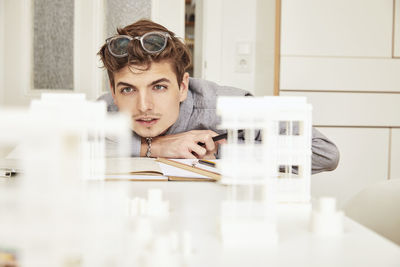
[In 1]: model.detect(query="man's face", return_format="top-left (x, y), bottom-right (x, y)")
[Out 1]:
top-left (111, 60), bottom-right (188, 138)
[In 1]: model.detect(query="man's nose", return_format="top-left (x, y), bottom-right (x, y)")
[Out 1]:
top-left (136, 91), bottom-right (153, 112)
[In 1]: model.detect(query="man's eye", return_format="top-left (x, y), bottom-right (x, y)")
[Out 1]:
top-left (121, 87), bottom-right (134, 94)
top-left (154, 84), bottom-right (167, 91)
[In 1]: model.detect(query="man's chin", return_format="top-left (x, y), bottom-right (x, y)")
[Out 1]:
top-left (132, 126), bottom-right (162, 138)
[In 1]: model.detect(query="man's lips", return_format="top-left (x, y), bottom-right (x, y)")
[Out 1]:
top-left (135, 117), bottom-right (160, 126)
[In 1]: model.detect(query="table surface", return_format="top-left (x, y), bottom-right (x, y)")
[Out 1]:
top-left (114, 181), bottom-right (400, 267)
top-left (1, 174), bottom-right (399, 266)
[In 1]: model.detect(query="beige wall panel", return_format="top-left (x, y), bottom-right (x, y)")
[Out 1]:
top-left (312, 127), bottom-right (389, 208)
top-left (281, 0), bottom-right (393, 57)
top-left (0, 1), bottom-right (3, 105)
top-left (394, 0), bottom-right (400, 57)
top-left (390, 129), bottom-right (400, 179)
top-left (280, 57), bottom-right (400, 92)
top-left (280, 91), bottom-right (400, 127)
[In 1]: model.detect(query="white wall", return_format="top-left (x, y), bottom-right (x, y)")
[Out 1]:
top-left (151, 0), bottom-right (185, 38)
top-left (280, 0), bottom-right (400, 207)
top-left (220, 0), bottom-right (257, 92)
top-left (0, 0), bottom-right (4, 105)
top-left (200, 0), bottom-right (276, 96)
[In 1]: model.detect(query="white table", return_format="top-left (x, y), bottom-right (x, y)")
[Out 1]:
top-left (120, 181), bottom-right (400, 267)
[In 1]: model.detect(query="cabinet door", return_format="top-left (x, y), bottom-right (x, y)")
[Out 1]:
top-left (394, 0), bottom-right (400, 57)
top-left (280, 91), bottom-right (400, 127)
top-left (280, 57), bottom-right (400, 93)
top-left (281, 0), bottom-right (393, 57)
top-left (312, 127), bottom-right (389, 208)
top-left (390, 129), bottom-right (400, 179)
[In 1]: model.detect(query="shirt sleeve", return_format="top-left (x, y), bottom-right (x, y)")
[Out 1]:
top-left (310, 128), bottom-right (340, 174)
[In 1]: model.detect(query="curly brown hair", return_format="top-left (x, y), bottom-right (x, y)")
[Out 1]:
top-left (98, 19), bottom-right (192, 92)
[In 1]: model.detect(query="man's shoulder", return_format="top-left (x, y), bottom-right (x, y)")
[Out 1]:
top-left (189, 77), bottom-right (251, 97)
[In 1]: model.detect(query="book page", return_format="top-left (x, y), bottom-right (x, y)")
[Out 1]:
top-left (106, 157), bottom-right (163, 175)
top-left (104, 174), bottom-right (168, 181)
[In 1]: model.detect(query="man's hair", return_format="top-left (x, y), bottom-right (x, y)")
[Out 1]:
top-left (98, 19), bottom-right (192, 92)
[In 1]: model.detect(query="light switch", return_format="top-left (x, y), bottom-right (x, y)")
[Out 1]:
top-left (235, 42), bottom-right (252, 73)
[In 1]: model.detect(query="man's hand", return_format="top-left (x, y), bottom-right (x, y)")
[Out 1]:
top-left (146, 130), bottom-right (221, 159)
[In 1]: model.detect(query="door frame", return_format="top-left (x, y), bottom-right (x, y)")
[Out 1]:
top-left (2, 0), bottom-right (105, 106)
top-left (0, 0), bottom-right (4, 105)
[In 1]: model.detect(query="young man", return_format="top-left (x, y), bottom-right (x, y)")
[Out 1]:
top-left (98, 19), bottom-right (339, 174)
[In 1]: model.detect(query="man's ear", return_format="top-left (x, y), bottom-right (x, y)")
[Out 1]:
top-left (179, 72), bottom-right (189, 102)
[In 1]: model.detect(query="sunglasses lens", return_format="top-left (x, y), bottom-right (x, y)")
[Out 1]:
top-left (142, 33), bottom-right (167, 53)
top-left (109, 37), bottom-right (131, 57)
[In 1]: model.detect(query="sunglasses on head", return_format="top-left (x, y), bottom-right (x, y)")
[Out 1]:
top-left (106, 31), bottom-right (171, 58)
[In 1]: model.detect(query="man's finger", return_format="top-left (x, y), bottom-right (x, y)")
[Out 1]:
top-left (183, 151), bottom-right (197, 159)
top-left (190, 144), bottom-right (207, 157)
top-left (202, 134), bottom-right (215, 151)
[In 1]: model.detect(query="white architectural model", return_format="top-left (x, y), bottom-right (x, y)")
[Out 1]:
top-left (128, 189), bottom-right (170, 218)
top-left (311, 197), bottom-right (344, 236)
top-left (0, 93), bottom-right (132, 266)
top-left (217, 96), bottom-right (312, 247)
top-left (29, 93), bottom-right (132, 180)
top-left (217, 96), bottom-right (312, 202)
top-left (0, 94), bottom-right (193, 266)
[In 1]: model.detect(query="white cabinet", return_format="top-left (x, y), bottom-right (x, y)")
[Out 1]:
top-left (280, 1), bottom-right (398, 208)
top-left (394, 0), bottom-right (400, 57)
top-left (280, 91), bottom-right (400, 127)
top-left (280, 0), bottom-right (399, 93)
top-left (280, 57), bottom-right (400, 92)
top-left (281, 0), bottom-right (393, 57)
top-left (390, 129), bottom-right (400, 179)
top-left (312, 127), bottom-right (389, 208)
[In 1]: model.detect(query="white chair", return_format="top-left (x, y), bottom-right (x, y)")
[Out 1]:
top-left (344, 179), bottom-right (400, 246)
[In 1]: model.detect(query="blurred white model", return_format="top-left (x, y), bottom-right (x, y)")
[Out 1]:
top-left (217, 96), bottom-right (313, 247)
top-left (0, 93), bottom-right (132, 266)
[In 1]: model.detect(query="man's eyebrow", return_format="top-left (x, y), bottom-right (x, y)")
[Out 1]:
top-left (116, 81), bottom-right (137, 89)
top-left (149, 78), bottom-right (171, 86)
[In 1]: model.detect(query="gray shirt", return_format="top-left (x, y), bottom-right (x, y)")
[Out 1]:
top-left (98, 77), bottom-right (339, 174)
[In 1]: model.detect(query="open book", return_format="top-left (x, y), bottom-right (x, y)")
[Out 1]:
top-left (105, 157), bottom-right (221, 182)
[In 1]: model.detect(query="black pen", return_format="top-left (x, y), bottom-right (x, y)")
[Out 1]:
top-left (0, 168), bottom-right (18, 178)
top-left (212, 133), bottom-right (227, 142)
top-left (197, 133), bottom-right (227, 147)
